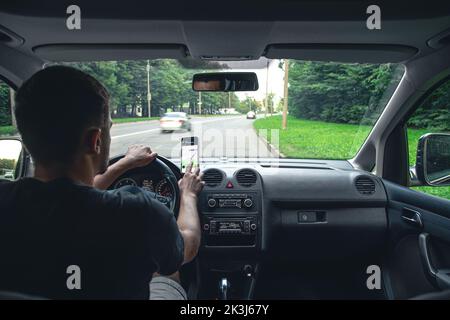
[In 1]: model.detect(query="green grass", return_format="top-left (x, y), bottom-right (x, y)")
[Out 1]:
top-left (0, 125), bottom-right (17, 136)
top-left (112, 117), bottom-right (159, 124)
top-left (254, 115), bottom-right (450, 200)
top-left (254, 115), bottom-right (372, 159)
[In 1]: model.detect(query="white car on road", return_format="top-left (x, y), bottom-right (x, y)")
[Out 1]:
top-left (159, 112), bottom-right (192, 133)
top-left (246, 111), bottom-right (256, 119)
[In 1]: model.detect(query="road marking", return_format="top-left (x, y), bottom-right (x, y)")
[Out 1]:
top-left (111, 116), bottom-right (242, 139)
top-left (111, 128), bottom-right (160, 139)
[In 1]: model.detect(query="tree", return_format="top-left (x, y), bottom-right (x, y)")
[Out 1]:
top-left (0, 81), bottom-right (11, 126)
top-left (287, 61), bottom-right (402, 125)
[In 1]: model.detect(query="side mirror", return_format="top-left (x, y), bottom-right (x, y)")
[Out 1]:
top-left (416, 133), bottom-right (450, 186)
top-left (0, 138), bottom-right (24, 181)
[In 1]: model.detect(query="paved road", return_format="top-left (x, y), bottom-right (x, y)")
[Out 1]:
top-left (110, 115), bottom-right (278, 159)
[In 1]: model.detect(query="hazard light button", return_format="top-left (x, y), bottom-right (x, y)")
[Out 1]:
top-left (226, 181), bottom-right (234, 188)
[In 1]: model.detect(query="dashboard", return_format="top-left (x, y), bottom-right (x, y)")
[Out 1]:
top-left (108, 156), bottom-right (388, 261)
top-left (108, 156), bottom-right (391, 299)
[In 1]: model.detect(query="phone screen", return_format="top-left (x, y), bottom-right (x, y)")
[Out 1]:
top-left (181, 137), bottom-right (199, 173)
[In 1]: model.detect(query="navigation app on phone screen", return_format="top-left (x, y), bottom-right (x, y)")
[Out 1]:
top-left (181, 141), bottom-right (199, 173)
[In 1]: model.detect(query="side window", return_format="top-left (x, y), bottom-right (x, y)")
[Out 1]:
top-left (0, 79), bottom-right (20, 181)
top-left (407, 78), bottom-right (450, 200)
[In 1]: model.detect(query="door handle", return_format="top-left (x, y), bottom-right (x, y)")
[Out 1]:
top-left (419, 233), bottom-right (450, 290)
top-left (402, 208), bottom-right (423, 228)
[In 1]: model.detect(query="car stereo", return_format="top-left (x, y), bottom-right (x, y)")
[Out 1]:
top-left (206, 193), bottom-right (254, 209)
top-left (202, 216), bottom-right (258, 246)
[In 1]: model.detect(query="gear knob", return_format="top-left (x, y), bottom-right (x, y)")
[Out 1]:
top-left (218, 277), bottom-right (230, 300)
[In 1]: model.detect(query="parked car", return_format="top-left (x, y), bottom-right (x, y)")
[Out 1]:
top-left (246, 111), bottom-right (256, 119)
top-left (159, 112), bottom-right (191, 133)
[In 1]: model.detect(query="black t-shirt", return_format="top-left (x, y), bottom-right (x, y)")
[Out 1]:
top-left (0, 177), bottom-right (184, 299)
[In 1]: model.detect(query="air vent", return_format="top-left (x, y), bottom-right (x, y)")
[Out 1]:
top-left (236, 169), bottom-right (257, 187)
top-left (355, 176), bottom-right (376, 195)
top-left (203, 169), bottom-right (224, 187)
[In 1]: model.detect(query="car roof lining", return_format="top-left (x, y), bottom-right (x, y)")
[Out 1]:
top-left (0, 6), bottom-right (449, 64)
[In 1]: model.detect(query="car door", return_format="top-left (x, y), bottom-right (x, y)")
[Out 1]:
top-left (382, 78), bottom-right (450, 299)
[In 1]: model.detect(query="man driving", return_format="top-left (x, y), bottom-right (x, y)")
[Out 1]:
top-left (0, 66), bottom-right (203, 299)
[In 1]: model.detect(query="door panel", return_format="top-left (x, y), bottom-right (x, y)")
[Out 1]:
top-left (383, 180), bottom-right (450, 299)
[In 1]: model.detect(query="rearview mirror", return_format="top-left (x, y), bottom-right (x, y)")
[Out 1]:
top-left (416, 133), bottom-right (450, 186)
top-left (0, 139), bottom-right (24, 181)
top-left (192, 72), bottom-right (259, 92)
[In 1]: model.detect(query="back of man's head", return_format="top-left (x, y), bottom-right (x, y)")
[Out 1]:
top-left (15, 65), bottom-right (109, 166)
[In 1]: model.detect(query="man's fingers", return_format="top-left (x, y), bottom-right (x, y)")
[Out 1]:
top-left (149, 152), bottom-right (157, 159)
top-left (193, 166), bottom-right (200, 176)
top-left (185, 161), bottom-right (193, 173)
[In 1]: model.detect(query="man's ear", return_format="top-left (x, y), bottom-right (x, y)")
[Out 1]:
top-left (85, 128), bottom-right (102, 155)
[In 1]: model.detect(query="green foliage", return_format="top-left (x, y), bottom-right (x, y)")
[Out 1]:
top-left (237, 96), bottom-right (261, 114)
top-left (0, 81), bottom-right (12, 126)
top-left (407, 80), bottom-right (450, 131)
top-left (62, 60), bottom-right (240, 117)
top-left (0, 158), bottom-right (16, 170)
top-left (0, 126), bottom-right (17, 136)
top-left (287, 61), bottom-right (403, 126)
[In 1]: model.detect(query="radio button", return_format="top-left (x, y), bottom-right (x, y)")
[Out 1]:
top-left (250, 223), bottom-right (257, 231)
top-left (244, 220), bottom-right (250, 232)
top-left (243, 198), bottom-right (253, 208)
top-left (208, 198), bottom-right (217, 208)
top-left (203, 223), bottom-right (210, 231)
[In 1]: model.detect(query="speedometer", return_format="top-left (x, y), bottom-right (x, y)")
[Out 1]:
top-left (155, 179), bottom-right (173, 199)
top-left (114, 177), bottom-right (137, 189)
top-left (142, 179), bottom-right (155, 192)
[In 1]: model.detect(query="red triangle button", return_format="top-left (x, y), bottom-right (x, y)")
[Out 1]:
top-left (226, 181), bottom-right (234, 188)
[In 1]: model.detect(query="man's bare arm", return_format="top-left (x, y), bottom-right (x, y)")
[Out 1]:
top-left (93, 145), bottom-right (157, 190)
top-left (177, 163), bottom-right (204, 264)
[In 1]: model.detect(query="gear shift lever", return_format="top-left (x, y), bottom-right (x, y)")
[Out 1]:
top-left (218, 278), bottom-right (230, 300)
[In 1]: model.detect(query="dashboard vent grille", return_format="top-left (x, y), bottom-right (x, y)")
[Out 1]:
top-left (236, 169), bottom-right (257, 187)
top-left (355, 176), bottom-right (376, 195)
top-left (203, 169), bottom-right (224, 187)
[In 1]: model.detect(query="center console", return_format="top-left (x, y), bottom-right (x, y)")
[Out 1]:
top-left (197, 168), bottom-right (262, 299)
top-left (201, 192), bottom-right (260, 247)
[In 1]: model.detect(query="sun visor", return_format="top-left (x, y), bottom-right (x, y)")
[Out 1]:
top-left (265, 44), bottom-right (418, 63)
top-left (33, 44), bottom-right (188, 61)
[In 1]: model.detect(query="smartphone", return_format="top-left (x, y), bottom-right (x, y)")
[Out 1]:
top-left (181, 136), bottom-right (199, 173)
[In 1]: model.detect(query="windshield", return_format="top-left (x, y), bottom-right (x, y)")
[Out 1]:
top-left (56, 58), bottom-right (404, 160)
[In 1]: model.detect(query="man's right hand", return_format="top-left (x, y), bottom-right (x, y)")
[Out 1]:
top-left (178, 162), bottom-right (204, 198)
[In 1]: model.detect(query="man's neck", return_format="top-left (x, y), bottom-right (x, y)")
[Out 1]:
top-left (34, 160), bottom-right (95, 186)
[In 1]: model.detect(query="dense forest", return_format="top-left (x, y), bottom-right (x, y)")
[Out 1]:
top-left (288, 61), bottom-right (450, 130)
top-left (62, 59), bottom-right (243, 117)
top-left (0, 59), bottom-right (449, 131)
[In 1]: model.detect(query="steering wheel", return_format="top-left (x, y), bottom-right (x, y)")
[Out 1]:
top-left (146, 157), bottom-right (181, 217)
top-left (109, 156), bottom-right (181, 217)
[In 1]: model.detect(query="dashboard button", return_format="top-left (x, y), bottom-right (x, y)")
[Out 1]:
top-left (243, 198), bottom-right (253, 208)
top-left (298, 211), bottom-right (317, 223)
top-left (208, 198), bottom-right (217, 208)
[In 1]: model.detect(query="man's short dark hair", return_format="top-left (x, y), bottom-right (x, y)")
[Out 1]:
top-left (15, 65), bottom-right (109, 165)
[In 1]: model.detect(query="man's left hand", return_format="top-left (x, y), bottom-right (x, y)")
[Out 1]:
top-left (120, 144), bottom-right (158, 170)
